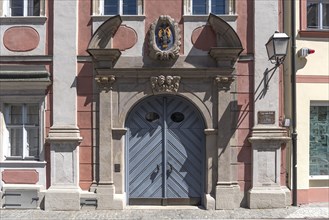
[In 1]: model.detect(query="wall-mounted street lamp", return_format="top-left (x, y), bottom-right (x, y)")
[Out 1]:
top-left (265, 32), bottom-right (290, 66)
top-left (262, 32), bottom-right (290, 92)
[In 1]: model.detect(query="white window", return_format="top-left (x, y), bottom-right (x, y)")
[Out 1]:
top-left (99, 0), bottom-right (143, 15)
top-left (2, 0), bottom-right (40, 16)
top-left (307, 0), bottom-right (329, 30)
top-left (3, 103), bottom-right (43, 160)
top-left (309, 102), bottom-right (329, 178)
top-left (184, 0), bottom-right (233, 15)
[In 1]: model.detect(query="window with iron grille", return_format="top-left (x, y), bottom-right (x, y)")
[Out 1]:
top-left (309, 103), bottom-right (329, 177)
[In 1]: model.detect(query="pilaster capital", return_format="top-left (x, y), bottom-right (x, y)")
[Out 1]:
top-left (214, 75), bottom-right (235, 91)
top-left (95, 75), bottom-right (116, 91)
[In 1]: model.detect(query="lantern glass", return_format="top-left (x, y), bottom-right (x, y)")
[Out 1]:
top-left (265, 32), bottom-right (290, 64)
top-left (266, 38), bottom-right (275, 61)
top-left (274, 38), bottom-right (289, 57)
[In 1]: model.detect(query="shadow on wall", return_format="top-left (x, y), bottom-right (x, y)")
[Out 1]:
top-left (185, 24), bottom-right (217, 68)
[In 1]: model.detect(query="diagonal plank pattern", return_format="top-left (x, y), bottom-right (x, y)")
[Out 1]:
top-left (126, 95), bottom-right (204, 201)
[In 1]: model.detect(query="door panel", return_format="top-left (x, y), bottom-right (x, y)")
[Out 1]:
top-left (126, 95), bottom-right (204, 204)
top-left (128, 96), bottom-right (164, 198)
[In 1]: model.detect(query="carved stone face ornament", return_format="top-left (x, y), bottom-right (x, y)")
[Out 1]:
top-left (149, 15), bottom-right (181, 61)
top-left (151, 75), bottom-right (181, 93)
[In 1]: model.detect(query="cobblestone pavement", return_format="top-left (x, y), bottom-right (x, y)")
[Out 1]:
top-left (0, 203), bottom-right (328, 220)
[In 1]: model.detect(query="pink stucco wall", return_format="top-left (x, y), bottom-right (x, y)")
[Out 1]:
top-left (77, 62), bottom-right (94, 190)
top-left (78, 0), bottom-right (92, 55)
top-left (235, 0), bottom-right (255, 192)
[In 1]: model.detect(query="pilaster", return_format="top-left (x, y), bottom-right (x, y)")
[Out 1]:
top-left (215, 76), bottom-right (240, 209)
top-left (93, 76), bottom-right (125, 209)
top-left (249, 0), bottom-right (291, 208)
top-left (45, 0), bottom-right (82, 210)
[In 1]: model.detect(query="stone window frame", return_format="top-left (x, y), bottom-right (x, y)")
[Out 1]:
top-left (0, 96), bottom-right (46, 162)
top-left (183, 0), bottom-right (235, 15)
top-left (299, 0), bottom-right (329, 38)
top-left (309, 101), bottom-right (329, 180)
top-left (94, 0), bottom-right (143, 16)
top-left (0, 0), bottom-right (45, 17)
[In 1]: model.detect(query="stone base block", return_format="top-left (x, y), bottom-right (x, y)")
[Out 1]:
top-left (216, 184), bottom-right (240, 209)
top-left (282, 186), bottom-right (292, 206)
top-left (248, 188), bottom-right (288, 209)
top-left (45, 189), bottom-right (80, 211)
top-left (204, 193), bottom-right (215, 210)
top-left (0, 191), bottom-right (3, 209)
top-left (96, 185), bottom-right (125, 210)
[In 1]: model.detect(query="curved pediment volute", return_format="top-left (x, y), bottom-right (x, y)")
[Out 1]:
top-left (88, 15), bottom-right (122, 50)
top-left (207, 14), bottom-right (244, 67)
top-left (207, 13), bottom-right (243, 48)
top-left (87, 15), bottom-right (122, 69)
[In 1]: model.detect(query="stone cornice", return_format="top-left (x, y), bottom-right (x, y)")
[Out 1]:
top-left (94, 68), bottom-right (234, 78)
top-left (87, 49), bottom-right (121, 69)
top-left (209, 47), bottom-right (244, 68)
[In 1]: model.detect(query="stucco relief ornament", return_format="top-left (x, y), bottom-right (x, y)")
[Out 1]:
top-left (95, 75), bottom-right (116, 91)
top-left (215, 76), bottom-right (235, 91)
top-left (151, 75), bottom-right (181, 93)
top-left (149, 15), bottom-right (181, 60)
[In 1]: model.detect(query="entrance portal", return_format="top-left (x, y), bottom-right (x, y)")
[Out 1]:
top-left (126, 95), bottom-right (205, 205)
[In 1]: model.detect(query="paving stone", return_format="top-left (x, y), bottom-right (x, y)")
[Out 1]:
top-left (0, 203), bottom-right (328, 220)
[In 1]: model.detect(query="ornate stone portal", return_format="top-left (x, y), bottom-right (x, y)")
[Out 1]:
top-left (87, 14), bottom-right (244, 210)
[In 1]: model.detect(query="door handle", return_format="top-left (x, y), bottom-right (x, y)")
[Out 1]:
top-left (167, 163), bottom-right (173, 174)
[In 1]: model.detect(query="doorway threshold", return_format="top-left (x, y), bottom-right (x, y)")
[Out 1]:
top-left (126, 205), bottom-right (202, 210)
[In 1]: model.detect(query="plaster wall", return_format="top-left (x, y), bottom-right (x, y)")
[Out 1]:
top-left (78, 0), bottom-right (92, 55)
top-left (254, 0), bottom-right (281, 127)
top-left (77, 62), bottom-right (94, 190)
top-left (296, 83), bottom-right (329, 189)
top-left (295, 41), bottom-right (329, 76)
top-left (283, 0), bottom-right (329, 197)
top-left (0, 19), bottom-right (47, 56)
top-left (52, 0), bottom-right (78, 126)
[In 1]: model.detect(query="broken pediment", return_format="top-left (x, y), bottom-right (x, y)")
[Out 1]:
top-left (207, 14), bottom-right (244, 67)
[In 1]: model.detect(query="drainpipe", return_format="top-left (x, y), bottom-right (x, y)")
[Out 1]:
top-left (291, 0), bottom-right (298, 206)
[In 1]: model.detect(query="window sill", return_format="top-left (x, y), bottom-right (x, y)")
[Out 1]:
top-left (0, 160), bottom-right (46, 168)
top-left (183, 14), bottom-right (238, 22)
top-left (299, 30), bottom-right (329, 38)
top-left (309, 175), bottom-right (329, 180)
top-left (92, 15), bottom-right (145, 22)
top-left (0, 16), bottom-right (47, 25)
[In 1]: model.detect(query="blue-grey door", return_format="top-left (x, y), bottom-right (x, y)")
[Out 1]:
top-left (126, 95), bottom-right (204, 205)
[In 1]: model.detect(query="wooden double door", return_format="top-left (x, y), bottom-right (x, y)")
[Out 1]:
top-left (126, 95), bottom-right (205, 205)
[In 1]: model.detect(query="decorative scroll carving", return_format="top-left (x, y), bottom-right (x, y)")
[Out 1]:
top-left (215, 76), bottom-right (235, 91)
top-left (151, 75), bottom-right (181, 93)
top-left (149, 15), bottom-right (181, 60)
top-left (95, 75), bottom-right (116, 91)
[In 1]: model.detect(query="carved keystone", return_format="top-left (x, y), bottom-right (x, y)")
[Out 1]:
top-left (151, 75), bottom-right (181, 93)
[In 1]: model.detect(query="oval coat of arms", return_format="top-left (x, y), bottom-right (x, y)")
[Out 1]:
top-left (149, 15), bottom-right (181, 60)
